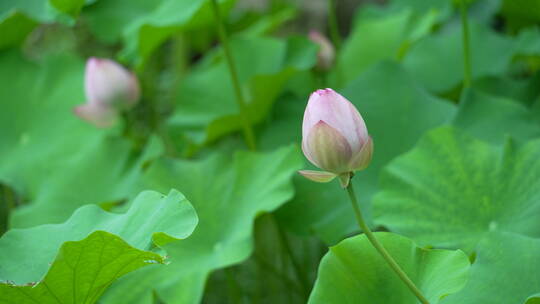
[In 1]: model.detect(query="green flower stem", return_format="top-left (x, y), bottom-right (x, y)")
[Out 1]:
top-left (460, 0), bottom-right (472, 88)
top-left (345, 180), bottom-right (430, 304)
top-left (327, 0), bottom-right (342, 51)
top-left (210, 0), bottom-right (257, 151)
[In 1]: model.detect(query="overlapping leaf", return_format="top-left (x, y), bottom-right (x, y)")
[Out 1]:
top-left (309, 232), bottom-right (470, 304)
top-left (452, 88), bottom-right (540, 144)
top-left (0, 0), bottom-right (83, 49)
top-left (83, 0), bottom-right (235, 65)
top-left (474, 73), bottom-right (540, 107)
top-left (335, 6), bottom-right (440, 86)
top-left (0, 190), bottom-right (198, 303)
top-left (167, 36), bottom-right (316, 148)
top-left (443, 232), bottom-right (540, 304)
top-left (100, 146), bottom-right (303, 304)
top-left (374, 127), bottom-right (540, 252)
top-left (403, 23), bottom-right (516, 93)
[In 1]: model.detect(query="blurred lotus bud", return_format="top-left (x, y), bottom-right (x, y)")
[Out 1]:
top-left (74, 57), bottom-right (140, 127)
top-left (299, 88), bottom-right (373, 188)
top-left (85, 58), bottom-right (140, 109)
top-left (309, 31), bottom-right (335, 71)
top-left (73, 102), bottom-right (118, 128)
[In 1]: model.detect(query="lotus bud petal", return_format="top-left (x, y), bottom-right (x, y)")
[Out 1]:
top-left (303, 121), bottom-right (352, 173)
top-left (298, 170), bottom-right (337, 183)
top-left (73, 102), bottom-right (118, 128)
top-left (309, 30), bottom-right (335, 70)
top-left (300, 88), bottom-right (373, 186)
top-left (349, 136), bottom-right (373, 171)
top-left (85, 57), bottom-right (140, 109)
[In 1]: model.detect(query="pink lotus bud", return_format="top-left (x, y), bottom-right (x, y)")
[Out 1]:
top-left (299, 88), bottom-right (373, 187)
top-left (85, 58), bottom-right (140, 109)
top-left (74, 58), bottom-right (140, 127)
top-left (309, 31), bottom-right (335, 71)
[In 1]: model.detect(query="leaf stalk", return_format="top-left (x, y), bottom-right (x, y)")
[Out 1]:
top-left (209, 0), bottom-right (257, 150)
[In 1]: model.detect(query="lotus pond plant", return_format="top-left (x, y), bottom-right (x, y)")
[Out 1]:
top-left (299, 88), bottom-right (429, 304)
top-left (0, 0), bottom-right (539, 303)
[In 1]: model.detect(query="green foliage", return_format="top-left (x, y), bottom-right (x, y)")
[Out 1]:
top-left (101, 146), bottom-right (303, 303)
top-left (526, 294), bottom-right (540, 304)
top-left (168, 36), bottom-right (317, 149)
top-left (500, 0), bottom-right (540, 31)
top-left (309, 232), bottom-right (470, 304)
top-left (0, 0), bottom-right (83, 49)
top-left (336, 6), bottom-right (440, 86)
top-left (83, 0), bottom-right (235, 65)
top-left (374, 127), bottom-right (540, 252)
top-left (0, 190), bottom-right (198, 303)
top-left (1, 0), bottom-right (539, 302)
top-left (403, 23), bottom-right (517, 93)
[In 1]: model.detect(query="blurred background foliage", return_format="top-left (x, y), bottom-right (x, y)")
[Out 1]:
top-left (1, 0), bottom-right (540, 303)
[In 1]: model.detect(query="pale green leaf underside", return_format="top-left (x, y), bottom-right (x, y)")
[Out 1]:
top-left (309, 232), bottom-right (470, 304)
top-left (0, 190), bottom-right (198, 285)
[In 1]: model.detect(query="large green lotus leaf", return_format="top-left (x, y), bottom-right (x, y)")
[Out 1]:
top-left (0, 190), bottom-right (198, 303)
top-left (0, 0), bottom-right (83, 49)
top-left (0, 51), bottom-right (161, 228)
top-left (452, 88), bottom-right (540, 144)
top-left (9, 136), bottom-right (162, 228)
top-left (309, 232), bottom-right (470, 304)
top-left (403, 23), bottom-right (516, 93)
top-left (101, 145), bottom-right (303, 304)
top-left (373, 127), bottom-right (540, 252)
top-left (268, 61), bottom-right (455, 244)
top-left (336, 6), bottom-right (440, 86)
top-left (443, 232), bottom-right (540, 304)
top-left (83, 0), bottom-right (234, 65)
top-left (167, 36), bottom-right (316, 147)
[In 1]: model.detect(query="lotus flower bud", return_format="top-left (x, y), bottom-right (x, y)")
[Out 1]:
top-left (74, 57), bottom-right (140, 127)
top-left (299, 88), bottom-right (373, 188)
top-left (309, 31), bottom-right (335, 71)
